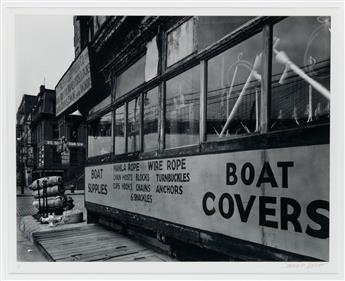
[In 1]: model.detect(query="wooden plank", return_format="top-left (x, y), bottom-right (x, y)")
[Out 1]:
top-left (43, 238), bottom-right (130, 257)
top-left (42, 235), bottom-right (128, 247)
top-left (33, 224), bottom-right (174, 262)
top-left (47, 238), bottom-right (139, 255)
top-left (36, 233), bottom-right (121, 244)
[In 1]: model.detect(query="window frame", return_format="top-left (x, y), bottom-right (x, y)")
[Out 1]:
top-left (113, 102), bottom-right (127, 156)
top-left (269, 17), bottom-right (330, 132)
top-left (87, 109), bottom-right (113, 159)
top-left (115, 55), bottom-right (147, 101)
top-left (127, 95), bottom-right (142, 154)
top-left (164, 64), bottom-right (201, 150)
top-left (86, 16), bottom-right (329, 165)
top-left (203, 30), bottom-right (265, 142)
top-left (165, 17), bottom-right (197, 70)
top-left (142, 86), bottom-right (160, 153)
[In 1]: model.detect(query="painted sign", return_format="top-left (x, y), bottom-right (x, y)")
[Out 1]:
top-left (45, 140), bottom-right (84, 147)
top-left (55, 48), bottom-right (92, 116)
top-left (85, 145), bottom-right (329, 260)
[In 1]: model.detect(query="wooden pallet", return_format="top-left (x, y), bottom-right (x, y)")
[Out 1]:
top-left (32, 224), bottom-right (174, 262)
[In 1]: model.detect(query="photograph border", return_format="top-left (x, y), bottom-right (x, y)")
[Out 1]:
top-left (1, 0), bottom-right (344, 279)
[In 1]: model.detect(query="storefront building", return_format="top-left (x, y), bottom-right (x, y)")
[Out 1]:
top-left (30, 86), bottom-right (86, 188)
top-left (60, 16), bottom-right (330, 260)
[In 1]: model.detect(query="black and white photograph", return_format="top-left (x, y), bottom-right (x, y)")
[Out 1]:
top-left (1, 1), bottom-right (344, 279)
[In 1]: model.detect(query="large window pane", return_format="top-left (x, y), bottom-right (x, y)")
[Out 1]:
top-left (127, 96), bottom-right (141, 153)
top-left (115, 105), bottom-right (125, 154)
top-left (88, 112), bottom-right (113, 158)
top-left (145, 36), bottom-right (159, 81)
top-left (271, 17), bottom-right (330, 130)
top-left (207, 32), bottom-right (262, 140)
top-left (89, 95), bottom-right (111, 116)
top-left (167, 18), bottom-right (194, 67)
top-left (198, 16), bottom-right (254, 51)
top-left (143, 87), bottom-right (159, 152)
top-left (93, 16), bottom-right (107, 34)
top-left (165, 65), bottom-right (200, 148)
top-left (116, 56), bottom-right (145, 99)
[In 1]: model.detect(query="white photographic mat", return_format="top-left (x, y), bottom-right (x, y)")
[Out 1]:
top-left (1, 0), bottom-right (344, 279)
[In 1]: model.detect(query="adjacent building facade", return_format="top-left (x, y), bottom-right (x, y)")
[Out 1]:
top-left (16, 94), bottom-right (37, 192)
top-left (17, 85), bottom-right (86, 190)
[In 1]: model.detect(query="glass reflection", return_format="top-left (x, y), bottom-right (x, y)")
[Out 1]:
top-left (114, 105), bottom-right (125, 154)
top-left (127, 96), bottom-right (141, 153)
top-left (143, 87), bottom-right (159, 152)
top-left (116, 56), bottom-right (145, 99)
top-left (167, 18), bottom-right (194, 67)
top-left (197, 16), bottom-right (254, 51)
top-left (165, 66), bottom-right (200, 148)
top-left (88, 112), bottom-right (113, 157)
top-left (271, 17), bottom-right (330, 130)
top-left (207, 32), bottom-right (262, 140)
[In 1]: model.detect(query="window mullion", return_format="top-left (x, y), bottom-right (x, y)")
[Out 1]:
top-left (112, 109), bottom-right (116, 155)
top-left (260, 24), bottom-right (273, 133)
top-left (159, 82), bottom-right (166, 151)
top-left (140, 93), bottom-right (144, 152)
top-left (124, 102), bottom-right (128, 153)
top-left (200, 60), bottom-right (207, 143)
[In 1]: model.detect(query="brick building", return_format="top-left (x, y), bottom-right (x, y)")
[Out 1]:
top-left (16, 94), bottom-right (37, 193)
top-left (16, 85), bottom-right (86, 189)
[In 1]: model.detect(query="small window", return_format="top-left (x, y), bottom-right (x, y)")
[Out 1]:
top-left (58, 124), bottom-right (64, 139)
top-left (52, 124), bottom-right (59, 140)
top-left (52, 146), bottom-right (61, 164)
top-left (127, 96), bottom-right (141, 153)
top-left (207, 32), bottom-right (263, 140)
top-left (143, 87), bottom-right (159, 152)
top-left (197, 16), bottom-right (254, 51)
top-left (69, 125), bottom-right (78, 142)
top-left (165, 65), bottom-right (200, 148)
top-left (70, 148), bottom-right (78, 165)
top-left (271, 16), bottom-right (330, 130)
top-left (167, 18), bottom-right (194, 67)
top-left (114, 105), bottom-right (125, 154)
top-left (87, 112), bottom-right (113, 158)
top-left (37, 124), bottom-right (42, 142)
top-left (116, 56), bottom-right (146, 99)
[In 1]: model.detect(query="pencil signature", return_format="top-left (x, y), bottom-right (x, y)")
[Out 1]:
top-left (285, 263), bottom-right (327, 269)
